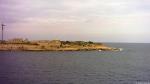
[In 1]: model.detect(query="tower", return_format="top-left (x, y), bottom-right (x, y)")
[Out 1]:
top-left (1, 23), bottom-right (6, 43)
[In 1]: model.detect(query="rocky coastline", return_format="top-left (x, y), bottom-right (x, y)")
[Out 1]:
top-left (0, 39), bottom-right (120, 51)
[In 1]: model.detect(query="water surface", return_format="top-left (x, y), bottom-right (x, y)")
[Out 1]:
top-left (0, 43), bottom-right (150, 84)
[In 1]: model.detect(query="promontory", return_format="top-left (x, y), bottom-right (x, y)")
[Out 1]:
top-left (0, 38), bottom-right (120, 51)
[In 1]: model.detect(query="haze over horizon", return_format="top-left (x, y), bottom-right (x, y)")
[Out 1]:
top-left (1, 0), bottom-right (150, 43)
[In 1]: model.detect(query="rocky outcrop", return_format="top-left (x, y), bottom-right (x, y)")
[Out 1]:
top-left (0, 40), bottom-right (120, 51)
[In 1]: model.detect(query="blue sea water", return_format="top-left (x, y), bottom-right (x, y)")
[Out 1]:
top-left (0, 43), bottom-right (150, 84)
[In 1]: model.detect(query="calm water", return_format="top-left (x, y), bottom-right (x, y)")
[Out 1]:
top-left (0, 43), bottom-right (150, 84)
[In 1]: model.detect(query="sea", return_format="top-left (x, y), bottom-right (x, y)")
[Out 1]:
top-left (0, 43), bottom-right (150, 84)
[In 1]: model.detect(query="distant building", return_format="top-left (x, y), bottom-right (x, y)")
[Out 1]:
top-left (37, 40), bottom-right (62, 48)
top-left (8, 38), bottom-right (24, 43)
top-left (49, 40), bottom-right (62, 47)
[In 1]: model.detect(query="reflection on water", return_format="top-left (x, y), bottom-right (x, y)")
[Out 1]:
top-left (0, 43), bottom-right (150, 84)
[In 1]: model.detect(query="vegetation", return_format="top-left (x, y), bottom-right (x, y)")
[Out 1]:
top-left (0, 38), bottom-right (117, 51)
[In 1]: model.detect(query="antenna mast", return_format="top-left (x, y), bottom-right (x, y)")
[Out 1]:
top-left (1, 23), bottom-right (6, 43)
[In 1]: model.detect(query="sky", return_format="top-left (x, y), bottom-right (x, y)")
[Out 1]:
top-left (0, 0), bottom-right (150, 43)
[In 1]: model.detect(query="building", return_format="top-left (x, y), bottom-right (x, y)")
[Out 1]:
top-left (37, 40), bottom-right (62, 48)
top-left (8, 38), bottom-right (24, 43)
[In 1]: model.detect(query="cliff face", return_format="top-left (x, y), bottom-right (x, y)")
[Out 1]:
top-left (0, 40), bottom-right (117, 51)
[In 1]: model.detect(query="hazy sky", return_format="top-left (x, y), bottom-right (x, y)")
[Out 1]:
top-left (0, 0), bottom-right (150, 43)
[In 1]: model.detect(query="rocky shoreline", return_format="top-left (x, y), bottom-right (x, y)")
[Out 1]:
top-left (0, 39), bottom-right (121, 51)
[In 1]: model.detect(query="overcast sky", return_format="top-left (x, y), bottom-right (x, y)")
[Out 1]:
top-left (0, 0), bottom-right (150, 43)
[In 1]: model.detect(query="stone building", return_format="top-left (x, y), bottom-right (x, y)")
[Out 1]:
top-left (49, 40), bottom-right (62, 47)
top-left (37, 40), bottom-right (62, 48)
top-left (8, 38), bottom-right (24, 43)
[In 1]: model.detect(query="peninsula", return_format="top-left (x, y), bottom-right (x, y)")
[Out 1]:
top-left (0, 38), bottom-right (120, 51)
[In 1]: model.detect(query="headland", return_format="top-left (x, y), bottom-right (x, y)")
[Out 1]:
top-left (0, 38), bottom-right (120, 51)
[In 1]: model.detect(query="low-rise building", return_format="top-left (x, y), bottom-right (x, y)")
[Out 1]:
top-left (8, 38), bottom-right (24, 43)
top-left (37, 40), bottom-right (62, 48)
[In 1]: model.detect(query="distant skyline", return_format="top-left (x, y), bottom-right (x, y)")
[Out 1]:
top-left (0, 0), bottom-right (150, 43)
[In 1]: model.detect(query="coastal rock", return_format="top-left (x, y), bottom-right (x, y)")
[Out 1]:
top-left (0, 40), bottom-right (120, 51)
